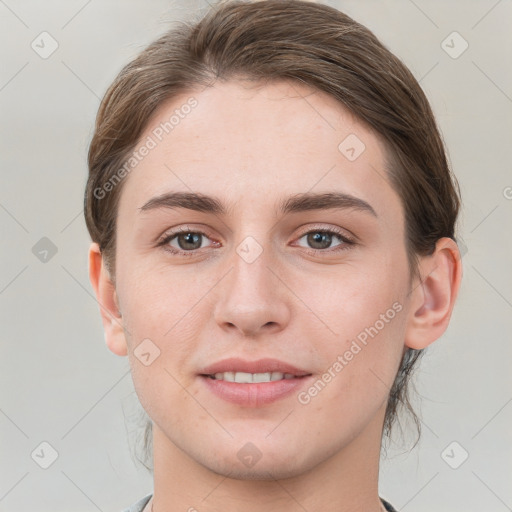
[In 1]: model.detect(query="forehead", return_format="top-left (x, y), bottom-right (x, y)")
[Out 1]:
top-left (117, 79), bottom-right (403, 224)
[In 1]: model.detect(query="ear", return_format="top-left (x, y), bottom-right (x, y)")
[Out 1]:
top-left (88, 242), bottom-right (127, 356)
top-left (404, 237), bottom-right (463, 350)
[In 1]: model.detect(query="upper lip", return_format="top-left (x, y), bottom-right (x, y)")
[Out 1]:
top-left (199, 358), bottom-right (311, 377)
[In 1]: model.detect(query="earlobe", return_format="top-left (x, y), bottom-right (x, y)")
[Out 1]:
top-left (404, 237), bottom-right (462, 350)
top-left (88, 243), bottom-right (128, 356)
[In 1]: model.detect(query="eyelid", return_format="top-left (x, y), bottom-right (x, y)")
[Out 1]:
top-left (295, 223), bottom-right (357, 243)
top-left (157, 224), bottom-right (213, 241)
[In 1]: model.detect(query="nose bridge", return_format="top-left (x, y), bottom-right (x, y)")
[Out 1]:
top-left (227, 211), bottom-right (275, 287)
top-left (213, 231), bottom-right (289, 336)
top-left (229, 235), bottom-right (277, 305)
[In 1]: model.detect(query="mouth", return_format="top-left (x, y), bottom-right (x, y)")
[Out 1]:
top-left (198, 358), bottom-right (313, 406)
top-left (199, 357), bottom-right (312, 381)
top-left (202, 371), bottom-right (309, 383)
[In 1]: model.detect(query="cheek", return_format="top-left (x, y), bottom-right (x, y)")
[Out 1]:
top-left (115, 271), bottom-right (192, 400)
top-left (298, 266), bottom-right (407, 396)
top-left (297, 263), bottom-right (404, 336)
top-left (117, 262), bottom-right (203, 338)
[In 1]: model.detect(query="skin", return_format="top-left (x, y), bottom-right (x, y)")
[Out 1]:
top-left (89, 80), bottom-right (462, 512)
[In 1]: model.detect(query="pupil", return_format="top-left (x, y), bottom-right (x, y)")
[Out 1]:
top-left (179, 232), bottom-right (200, 250)
top-left (308, 232), bottom-right (331, 249)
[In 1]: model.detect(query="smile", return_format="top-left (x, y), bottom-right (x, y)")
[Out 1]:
top-left (205, 371), bottom-right (300, 383)
top-left (198, 359), bottom-right (312, 406)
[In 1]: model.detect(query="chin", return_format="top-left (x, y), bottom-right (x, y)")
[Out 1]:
top-left (207, 457), bottom-right (308, 481)
top-left (196, 440), bottom-right (317, 481)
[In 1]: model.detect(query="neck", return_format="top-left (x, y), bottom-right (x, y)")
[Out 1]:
top-left (150, 404), bottom-right (387, 512)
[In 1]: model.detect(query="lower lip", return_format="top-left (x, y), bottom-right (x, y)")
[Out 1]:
top-left (200, 375), bottom-right (313, 407)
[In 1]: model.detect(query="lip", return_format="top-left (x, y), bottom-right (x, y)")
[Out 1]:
top-left (198, 358), bottom-right (313, 407)
top-left (199, 357), bottom-right (311, 377)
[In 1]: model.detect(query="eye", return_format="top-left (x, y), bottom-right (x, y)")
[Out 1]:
top-left (156, 225), bottom-right (356, 257)
top-left (157, 227), bottom-right (218, 256)
top-left (295, 227), bottom-right (355, 253)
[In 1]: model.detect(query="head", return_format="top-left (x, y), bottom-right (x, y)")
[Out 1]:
top-left (86, 0), bottom-right (462, 475)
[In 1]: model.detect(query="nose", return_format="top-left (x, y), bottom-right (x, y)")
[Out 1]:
top-left (213, 244), bottom-right (291, 338)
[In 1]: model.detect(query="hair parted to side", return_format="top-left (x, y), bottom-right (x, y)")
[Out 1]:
top-left (84, 0), bottom-right (461, 470)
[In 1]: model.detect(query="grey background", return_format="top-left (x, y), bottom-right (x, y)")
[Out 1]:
top-left (1, 0), bottom-right (511, 511)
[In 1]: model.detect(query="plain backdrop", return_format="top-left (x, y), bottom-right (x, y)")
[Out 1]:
top-left (1, 1), bottom-right (511, 511)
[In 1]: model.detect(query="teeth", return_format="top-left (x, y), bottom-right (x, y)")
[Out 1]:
top-left (212, 371), bottom-right (296, 383)
top-left (253, 372), bottom-right (272, 383)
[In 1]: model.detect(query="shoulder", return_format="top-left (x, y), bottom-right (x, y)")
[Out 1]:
top-left (122, 493), bottom-right (153, 512)
top-left (123, 494), bottom-right (395, 512)
top-left (381, 497), bottom-right (398, 512)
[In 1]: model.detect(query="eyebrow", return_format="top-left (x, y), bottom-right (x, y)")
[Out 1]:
top-left (139, 191), bottom-right (377, 217)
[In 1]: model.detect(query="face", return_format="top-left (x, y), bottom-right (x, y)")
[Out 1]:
top-left (110, 80), bottom-right (414, 478)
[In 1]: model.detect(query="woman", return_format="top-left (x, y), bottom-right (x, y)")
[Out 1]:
top-left (85, 1), bottom-right (463, 511)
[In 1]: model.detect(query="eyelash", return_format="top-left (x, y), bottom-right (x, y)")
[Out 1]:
top-left (156, 225), bottom-right (356, 257)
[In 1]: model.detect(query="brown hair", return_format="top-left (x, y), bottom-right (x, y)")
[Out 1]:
top-left (85, 0), bottom-right (461, 468)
